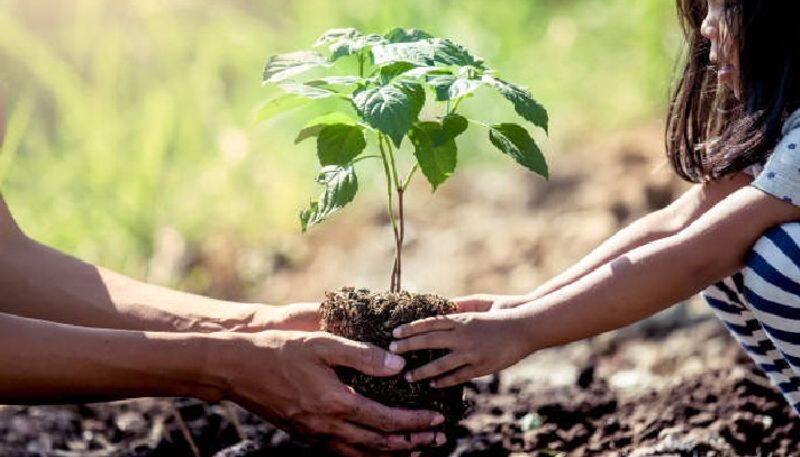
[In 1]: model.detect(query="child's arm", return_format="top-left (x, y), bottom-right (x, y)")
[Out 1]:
top-left (392, 185), bottom-right (800, 387)
top-left (455, 173), bottom-right (751, 312)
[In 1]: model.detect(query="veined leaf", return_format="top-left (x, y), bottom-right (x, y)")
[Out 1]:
top-left (384, 28), bottom-right (434, 43)
top-left (485, 76), bottom-right (548, 133)
top-left (314, 28), bottom-right (363, 47)
top-left (429, 39), bottom-right (485, 68)
top-left (441, 113), bottom-right (468, 143)
top-left (295, 112), bottom-right (357, 144)
top-left (277, 82), bottom-right (339, 99)
top-left (256, 94), bottom-right (310, 122)
top-left (353, 79), bottom-right (425, 147)
top-left (488, 123), bottom-right (548, 178)
top-left (372, 41), bottom-right (437, 67)
top-left (305, 75), bottom-right (364, 87)
top-left (410, 121), bottom-right (458, 190)
top-left (379, 62), bottom-right (416, 84)
top-left (300, 165), bottom-right (358, 232)
top-left (316, 124), bottom-right (366, 166)
top-left (330, 34), bottom-right (385, 61)
top-left (263, 51), bottom-right (328, 83)
top-left (427, 74), bottom-right (483, 101)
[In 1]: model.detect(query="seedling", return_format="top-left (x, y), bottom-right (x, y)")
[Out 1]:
top-left (260, 28), bottom-right (549, 438)
top-left (260, 27), bottom-right (549, 292)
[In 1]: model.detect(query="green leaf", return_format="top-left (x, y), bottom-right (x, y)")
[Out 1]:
top-left (305, 75), bottom-right (364, 87)
top-left (371, 41), bottom-right (437, 67)
top-left (488, 123), bottom-right (548, 178)
top-left (316, 124), bottom-right (366, 166)
top-left (384, 28), bottom-right (434, 43)
top-left (263, 51), bottom-right (327, 83)
top-left (295, 112), bottom-right (357, 144)
top-left (429, 39), bottom-right (485, 68)
top-left (485, 76), bottom-right (548, 133)
top-left (427, 74), bottom-right (483, 101)
top-left (441, 113), bottom-right (468, 143)
top-left (379, 62), bottom-right (416, 84)
top-left (410, 122), bottom-right (458, 190)
top-left (300, 165), bottom-right (358, 231)
top-left (277, 82), bottom-right (339, 99)
top-left (256, 94), bottom-right (311, 122)
top-left (314, 28), bottom-right (363, 47)
top-left (353, 80), bottom-right (425, 147)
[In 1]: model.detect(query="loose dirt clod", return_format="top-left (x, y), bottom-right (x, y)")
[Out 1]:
top-left (320, 287), bottom-right (467, 429)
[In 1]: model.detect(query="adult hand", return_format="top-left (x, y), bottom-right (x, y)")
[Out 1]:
top-left (210, 330), bottom-right (446, 456)
top-left (246, 302), bottom-right (322, 332)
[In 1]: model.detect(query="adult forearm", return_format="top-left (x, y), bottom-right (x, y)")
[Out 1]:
top-left (0, 236), bottom-right (264, 332)
top-left (0, 312), bottom-right (224, 404)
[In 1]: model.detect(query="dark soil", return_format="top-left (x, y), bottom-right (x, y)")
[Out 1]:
top-left (320, 287), bottom-right (467, 429)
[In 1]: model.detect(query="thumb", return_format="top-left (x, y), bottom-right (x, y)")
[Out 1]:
top-left (317, 334), bottom-right (406, 377)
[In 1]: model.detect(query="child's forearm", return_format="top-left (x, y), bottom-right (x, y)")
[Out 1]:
top-left (0, 312), bottom-right (222, 404)
top-left (517, 185), bottom-right (799, 352)
top-left (526, 175), bottom-right (750, 302)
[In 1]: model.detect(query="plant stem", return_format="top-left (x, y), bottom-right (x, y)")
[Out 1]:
top-left (385, 141), bottom-right (404, 292)
top-left (377, 134), bottom-right (401, 292)
top-left (401, 164), bottom-right (419, 191)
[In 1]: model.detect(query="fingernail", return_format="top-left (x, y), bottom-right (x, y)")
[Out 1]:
top-left (405, 372), bottom-right (414, 383)
top-left (392, 327), bottom-right (402, 338)
top-left (389, 342), bottom-right (398, 353)
top-left (435, 432), bottom-right (447, 446)
top-left (431, 413), bottom-right (445, 426)
top-left (430, 380), bottom-right (437, 388)
top-left (384, 353), bottom-right (405, 370)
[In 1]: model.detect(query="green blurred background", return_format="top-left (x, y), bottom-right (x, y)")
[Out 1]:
top-left (0, 0), bottom-right (679, 294)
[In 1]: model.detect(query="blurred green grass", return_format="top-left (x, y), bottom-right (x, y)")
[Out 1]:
top-left (0, 0), bottom-right (679, 282)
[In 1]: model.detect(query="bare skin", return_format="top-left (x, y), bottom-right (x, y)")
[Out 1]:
top-left (391, 0), bottom-right (761, 388)
top-left (0, 90), bottom-right (442, 456)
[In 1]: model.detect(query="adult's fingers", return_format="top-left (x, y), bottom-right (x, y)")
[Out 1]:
top-left (315, 334), bottom-right (406, 377)
top-left (431, 366), bottom-right (476, 388)
top-left (326, 440), bottom-right (391, 457)
top-left (406, 354), bottom-right (468, 382)
top-left (389, 331), bottom-right (455, 354)
top-left (348, 391), bottom-right (444, 432)
top-left (330, 421), bottom-right (438, 451)
top-left (393, 316), bottom-right (456, 338)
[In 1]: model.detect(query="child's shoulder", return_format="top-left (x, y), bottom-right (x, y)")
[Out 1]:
top-left (751, 109), bottom-right (800, 205)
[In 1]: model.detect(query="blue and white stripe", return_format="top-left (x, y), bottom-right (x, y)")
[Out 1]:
top-left (703, 222), bottom-right (800, 413)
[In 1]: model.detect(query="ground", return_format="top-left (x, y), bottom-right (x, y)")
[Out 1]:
top-left (3, 124), bottom-right (796, 456)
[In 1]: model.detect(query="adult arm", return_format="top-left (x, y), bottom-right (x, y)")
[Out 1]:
top-left (0, 196), bottom-right (318, 332)
top-left (0, 312), bottom-right (443, 455)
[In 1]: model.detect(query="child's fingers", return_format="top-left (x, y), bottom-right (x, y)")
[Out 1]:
top-left (405, 354), bottom-right (468, 382)
top-left (452, 295), bottom-right (492, 313)
top-left (389, 331), bottom-right (455, 354)
top-left (431, 366), bottom-right (477, 388)
top-left (393, 316), bottom-right (455, 338)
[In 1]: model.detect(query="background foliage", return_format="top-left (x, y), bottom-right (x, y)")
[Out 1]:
top-left (0, 0), bottom-right (678, 285)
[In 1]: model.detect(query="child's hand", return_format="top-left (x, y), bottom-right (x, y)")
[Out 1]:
top-left (454, 294), bottom-right (534, 312)
top-left (390, 311), bottom-right (532, 388)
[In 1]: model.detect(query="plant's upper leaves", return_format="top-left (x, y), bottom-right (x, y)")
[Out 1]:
top-left (371, 38), bottom-right (484, 71)
top-left (427, 74), bottom-right (483, 101)
top-left (485, 76), bottom-right (548, 133)
top-left (300, 165), bottom-right (358, 232)
top-left (263, 51), bottom-right (328, 83)
top-left (410, 121), bottom-right (458, 190)
top-left (256, 94), bottom-right (311, 122)
top-left (314, 28), bottom-right (363, 47)
top-left (488, 123), bottom-right (548, 178)
top-left (352, 79), bottom-right (425, 147)
top-left (371, 41), bottom-right (437, 67)
top-left (440, 113), bottom-right (468, 143)
top-left (378, 62), bottom-right (416, 84)
top-left (295, 112), bottom-right (357, 144)
top-left (384, 28), bottom-right (434, 43)
top-left (330, 34), bottom-right (386, 61)
top-left (429, 39), bottom-right (485, 68)
top-left (277, 82), bottom-right (340, 99)
top-left (305, 75), bottom-right (365, 87)
top-left (316, 124), bottom-right (367, 166)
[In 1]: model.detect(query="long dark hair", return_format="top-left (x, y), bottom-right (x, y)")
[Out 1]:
top-left (667, 0), bottom-right (800, 182)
